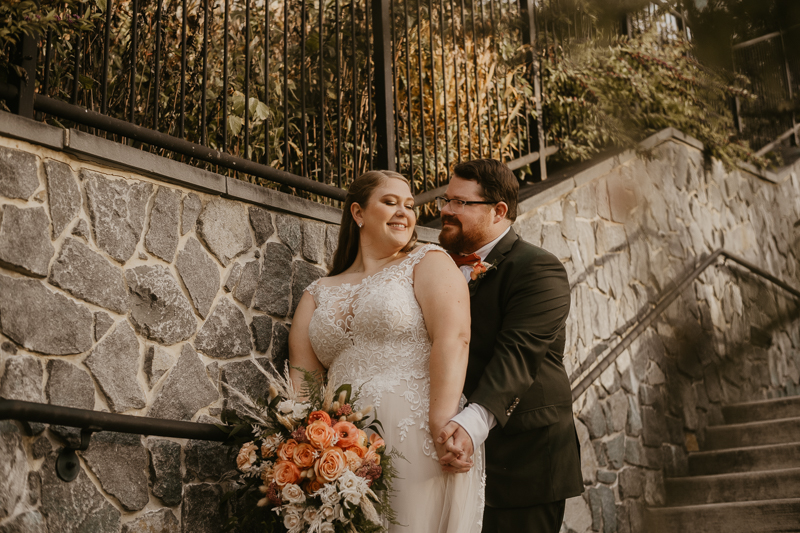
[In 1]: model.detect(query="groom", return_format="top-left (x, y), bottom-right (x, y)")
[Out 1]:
top-left (435, 159), bottom-right (583, 532)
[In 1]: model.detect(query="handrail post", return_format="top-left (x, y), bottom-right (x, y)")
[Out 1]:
top-left (520, 0), bottom-right (546, 182)
top-left (371, 0), bottom-right (396, 171)
top-left (10, 32), bottom-right (38, 119)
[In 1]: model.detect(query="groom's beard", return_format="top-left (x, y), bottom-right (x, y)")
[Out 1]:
top-left (439, 215), bottom-right (490, 254)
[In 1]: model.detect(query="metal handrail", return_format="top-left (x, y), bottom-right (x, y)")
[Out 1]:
top-left (570, 249), bottom-right (800, 400)
top-left (0, 399), bottom-right (230, 441)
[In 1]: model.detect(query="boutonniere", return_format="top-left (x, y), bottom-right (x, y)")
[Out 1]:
top-left (470, 260), bottom-right (497, 281)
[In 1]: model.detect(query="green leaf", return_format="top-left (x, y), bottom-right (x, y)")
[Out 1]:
top-left (228, 115), bottom-right (243, 137)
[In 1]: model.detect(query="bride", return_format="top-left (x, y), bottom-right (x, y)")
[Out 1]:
top-left (289, 170), bottom-right (485, 532)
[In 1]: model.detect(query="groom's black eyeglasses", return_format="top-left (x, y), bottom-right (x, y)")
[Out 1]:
top-left (435, 196), bottom-right (496, 214)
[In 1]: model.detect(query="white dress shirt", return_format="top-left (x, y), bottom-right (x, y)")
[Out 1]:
top-left (450, 227), bottom-right (511, 450)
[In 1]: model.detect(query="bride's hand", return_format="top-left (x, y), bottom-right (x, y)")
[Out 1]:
top-left (434, 421), bottom-right (474, 474)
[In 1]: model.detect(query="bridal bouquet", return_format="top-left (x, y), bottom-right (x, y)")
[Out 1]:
top-left (225, 364), bottom-right (399, 533)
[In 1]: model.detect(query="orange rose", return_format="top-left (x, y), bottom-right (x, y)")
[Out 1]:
top-left (306, 420), bottom-right (336, 450)
top-left (274, 460), bottom-right (301, 486)
top-left (308, 410), bottom-right (332, 426)
top-left (305, 478), bottom-right (324, 494)
top-left (369, 434), bottom-right (385, 452)
top-left (293, 443), bottom-right (316, 469)
top-left (344, 444), bottom-right (367, 458)
top-left (314, 447), bottom-right (346, 482)
top-left (236, 442), bottom-right (258, 471)
top-left (278, 439), bottom-right (298, 461)
top-left (333, 421), bottom-right (359, 448)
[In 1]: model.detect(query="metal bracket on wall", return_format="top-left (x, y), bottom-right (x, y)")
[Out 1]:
top-left (56, 425), bottom-right (100, 482)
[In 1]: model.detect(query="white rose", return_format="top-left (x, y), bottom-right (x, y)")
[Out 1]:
top-left (282, 505), bottom-right (303, 530)
top-left (333, 503), bottom-right (347, 522)
top-left (320, 504), bottom-right (336, 522)
top-left (277, 400), bottom-right (295, 414)
top-left (319, 522), bottom-right (336, 533)
top-left (303, 507), bottom-right (322, 530)
top-left (281, 484), bottom-right (306, 505)
top-left (338, 470), bottom-right (367, 507)
top-left (292, 402), bottom-right (310, 419)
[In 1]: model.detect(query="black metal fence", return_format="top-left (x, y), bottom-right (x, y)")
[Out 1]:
top-left (732, 25), bottom-right (800, 154)
top-left (2, 0), bottom-right (690, 204)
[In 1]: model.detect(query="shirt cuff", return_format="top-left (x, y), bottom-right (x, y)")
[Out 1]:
top-left (449, 403), bottom-right (497, 449)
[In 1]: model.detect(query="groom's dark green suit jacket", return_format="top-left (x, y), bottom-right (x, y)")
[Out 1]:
top-left (465, 228), bottom-right (583, 508)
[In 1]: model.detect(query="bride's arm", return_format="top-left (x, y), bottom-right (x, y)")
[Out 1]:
top-left (413, 251), bottom-right (471, 439)
top-left (288, 291), bottom-right (326, 396)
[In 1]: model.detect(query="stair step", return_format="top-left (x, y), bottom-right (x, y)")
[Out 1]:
top-left (688, 442), bottom-right (800, 476)
top-left (704, 417), bottom-right (800, 450)
top-left (723, 396), bottom-right (800, 424)
top-left (665, 468), bottom-right (800, 506)
top-left (645, 498), bottom-right (800, 533)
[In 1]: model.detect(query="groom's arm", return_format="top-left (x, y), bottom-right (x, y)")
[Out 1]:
top-left (469, 251), bottom-right (570, 429)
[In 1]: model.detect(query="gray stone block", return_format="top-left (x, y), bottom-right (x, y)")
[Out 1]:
top-left (176, 237), bottom-right (220, 319)
top-left (49, 237), bottom-right (129, 313)
top-left (541, 223), bottom-right (571, 261)
top-left (276, 214), bottom-right (302, 254)
top-left (40, 453), bottom-right (121, 533)
top-left (0, 204), bottom-right (54, 277)
top-left (0, 422), bottom-right (27, 520)
top-left (220, 357), bottom-right (272, 419)
top-left (253, 242), bottom-right (292, 316)
top-left (325, 225), bottom-right (339, 268)
top-left (84, 321), bottom-right (146, 413)
top-left (182, 192), bottom-right (202, 235)
top-left (597, 469), bottom-right (617, 484)
top-left (184, 441), bottom-right (237, 483)
top-left (148, 344), bottom-right (219, 420)
top-left (126, 264), bottom-right (197, 345)
top-left (604, 432), bottom-right (625, 469)
top-left (195, 297), bottom-right (252, 359)
top-left (302, 219), bottom-right (325, 263)
top-left (147, 439), bottom-right (183, 507)
top-left (641, 405), bottom-right (668, 447)
top-left (624, 436), bottom-right (645, 467)
top-left (70, 218), bottom-right (90, 241)
top-left (122, 509), bottom-right (180, 533)
top-left (181, 483), bottom-right (224, 533)
top-left (197, 198), bottom-right (252, 266)
top-left (251, 314), bottom-right (273, 353)
top-left (84, 169), bottom-right (153, 263)
top-left (46, 359), bottom-right (94, 443)
top-left (0, 510), bottom-right (46, 533)
top-left (0, 354), bottom-right (44, 405)
top-left (144, 345), bottom-right (174, 389)
top-left (81, 431), bottom-right (149, 511)
top-left (578, 387), bottom-right (607, 439)
top-left (606, 389), bottom-right (629, 433)
top-left (145, 186), bottom-right (181, 262)
top-left (588, 484), bottom-right (616, 533)
top-left (233, 260), bottom-right (260, 307)
top-left (291, 260), bottom-right (325, 316)
top-left (0, 146), bottom-right (39, 200)
top-left (31, 436), bottom-right (51, 459)
top-left (94, 311), bottom-right (114, 340)
top-left (248, 206), bottom-right (274, 246)
top-left (626, 395), bottom-right (642, 436)
top-left (272, 322), bottom-right (290, 369)
top-left (44, 160), bottom-right (80, 238)
top-left (561, 200), bottom-right (578, 241)
top-left (224, 262), bottom-right (243, 293)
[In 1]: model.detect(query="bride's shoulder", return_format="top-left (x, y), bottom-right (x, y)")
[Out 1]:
top-left (408, 244), bottom-right (458, 271)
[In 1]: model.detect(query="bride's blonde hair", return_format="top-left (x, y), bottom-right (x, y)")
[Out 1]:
top-left (329, 170), bottom-right (418, 276)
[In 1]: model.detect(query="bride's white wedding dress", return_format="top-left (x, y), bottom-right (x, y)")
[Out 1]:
top-left (306, 244), bottom-right (486, 532)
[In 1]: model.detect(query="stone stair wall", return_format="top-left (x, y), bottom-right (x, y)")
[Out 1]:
top-left (0, 117), bottom-right (347, 532)
top-left (504, 131), bottom-right (800, 532)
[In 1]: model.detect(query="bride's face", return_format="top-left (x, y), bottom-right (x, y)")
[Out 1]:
top-left (354, 178), bottom-right (416, 252)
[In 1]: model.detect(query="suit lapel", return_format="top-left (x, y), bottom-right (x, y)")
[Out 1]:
top-left (468, 227), bottom-right (519, 296)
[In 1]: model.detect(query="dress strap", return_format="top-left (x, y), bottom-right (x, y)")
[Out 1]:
top-left (403, 243), bottom-right (450, 271)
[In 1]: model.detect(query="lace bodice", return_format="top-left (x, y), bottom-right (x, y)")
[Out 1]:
top-left (306, 244), bottom-right (444, 455)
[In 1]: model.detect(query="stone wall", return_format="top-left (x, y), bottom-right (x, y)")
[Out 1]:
top-left (0, 121), bottom-right (349, 532)
top-left (507, 132), bottom-right (800, 533)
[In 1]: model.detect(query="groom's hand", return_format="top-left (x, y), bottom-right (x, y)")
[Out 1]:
top-left (437, 421), bottom-right (474, 473)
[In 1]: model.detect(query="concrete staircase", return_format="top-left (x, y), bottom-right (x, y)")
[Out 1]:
top-left (646, 396), bottom-right (800, 532)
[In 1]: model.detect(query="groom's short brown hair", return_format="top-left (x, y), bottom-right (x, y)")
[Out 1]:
top-left (452, 159), bottom-right (519, 222)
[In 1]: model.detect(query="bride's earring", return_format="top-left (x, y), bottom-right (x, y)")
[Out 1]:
top-left (358, 222), bottom-right (363, 228)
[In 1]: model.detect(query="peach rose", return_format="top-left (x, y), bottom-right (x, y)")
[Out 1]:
top-left (273, 460), bottom-right (301, 486)
top-left (333, 421), bottom-right (359, 448)
top-left (344, 443), bottom-right (367, 458)
top-left (292, 442), bottom-right (316, 469)
top-left (305, 478), bottom-right (324, 494)
top-left (277, 439), bottom-right (298, 461)
top-left (364, 448), bottom-right (381, 465)
top-left (357, 429), bottom-right (369, 447)
top-left (369, 434), bottom-right (385, 452)
top-left (261, 462), bottom-right (275, 484)
top-left (314, 447), bottom-right (346, 482)
top-left (306, 420), bottom-right (337, 450)
top-left (308, 410), bottom-right (332, 426)
top-left (344, 449), bottom-right (364, 471)
top-left (237, 442), bottom-right (258, 471)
